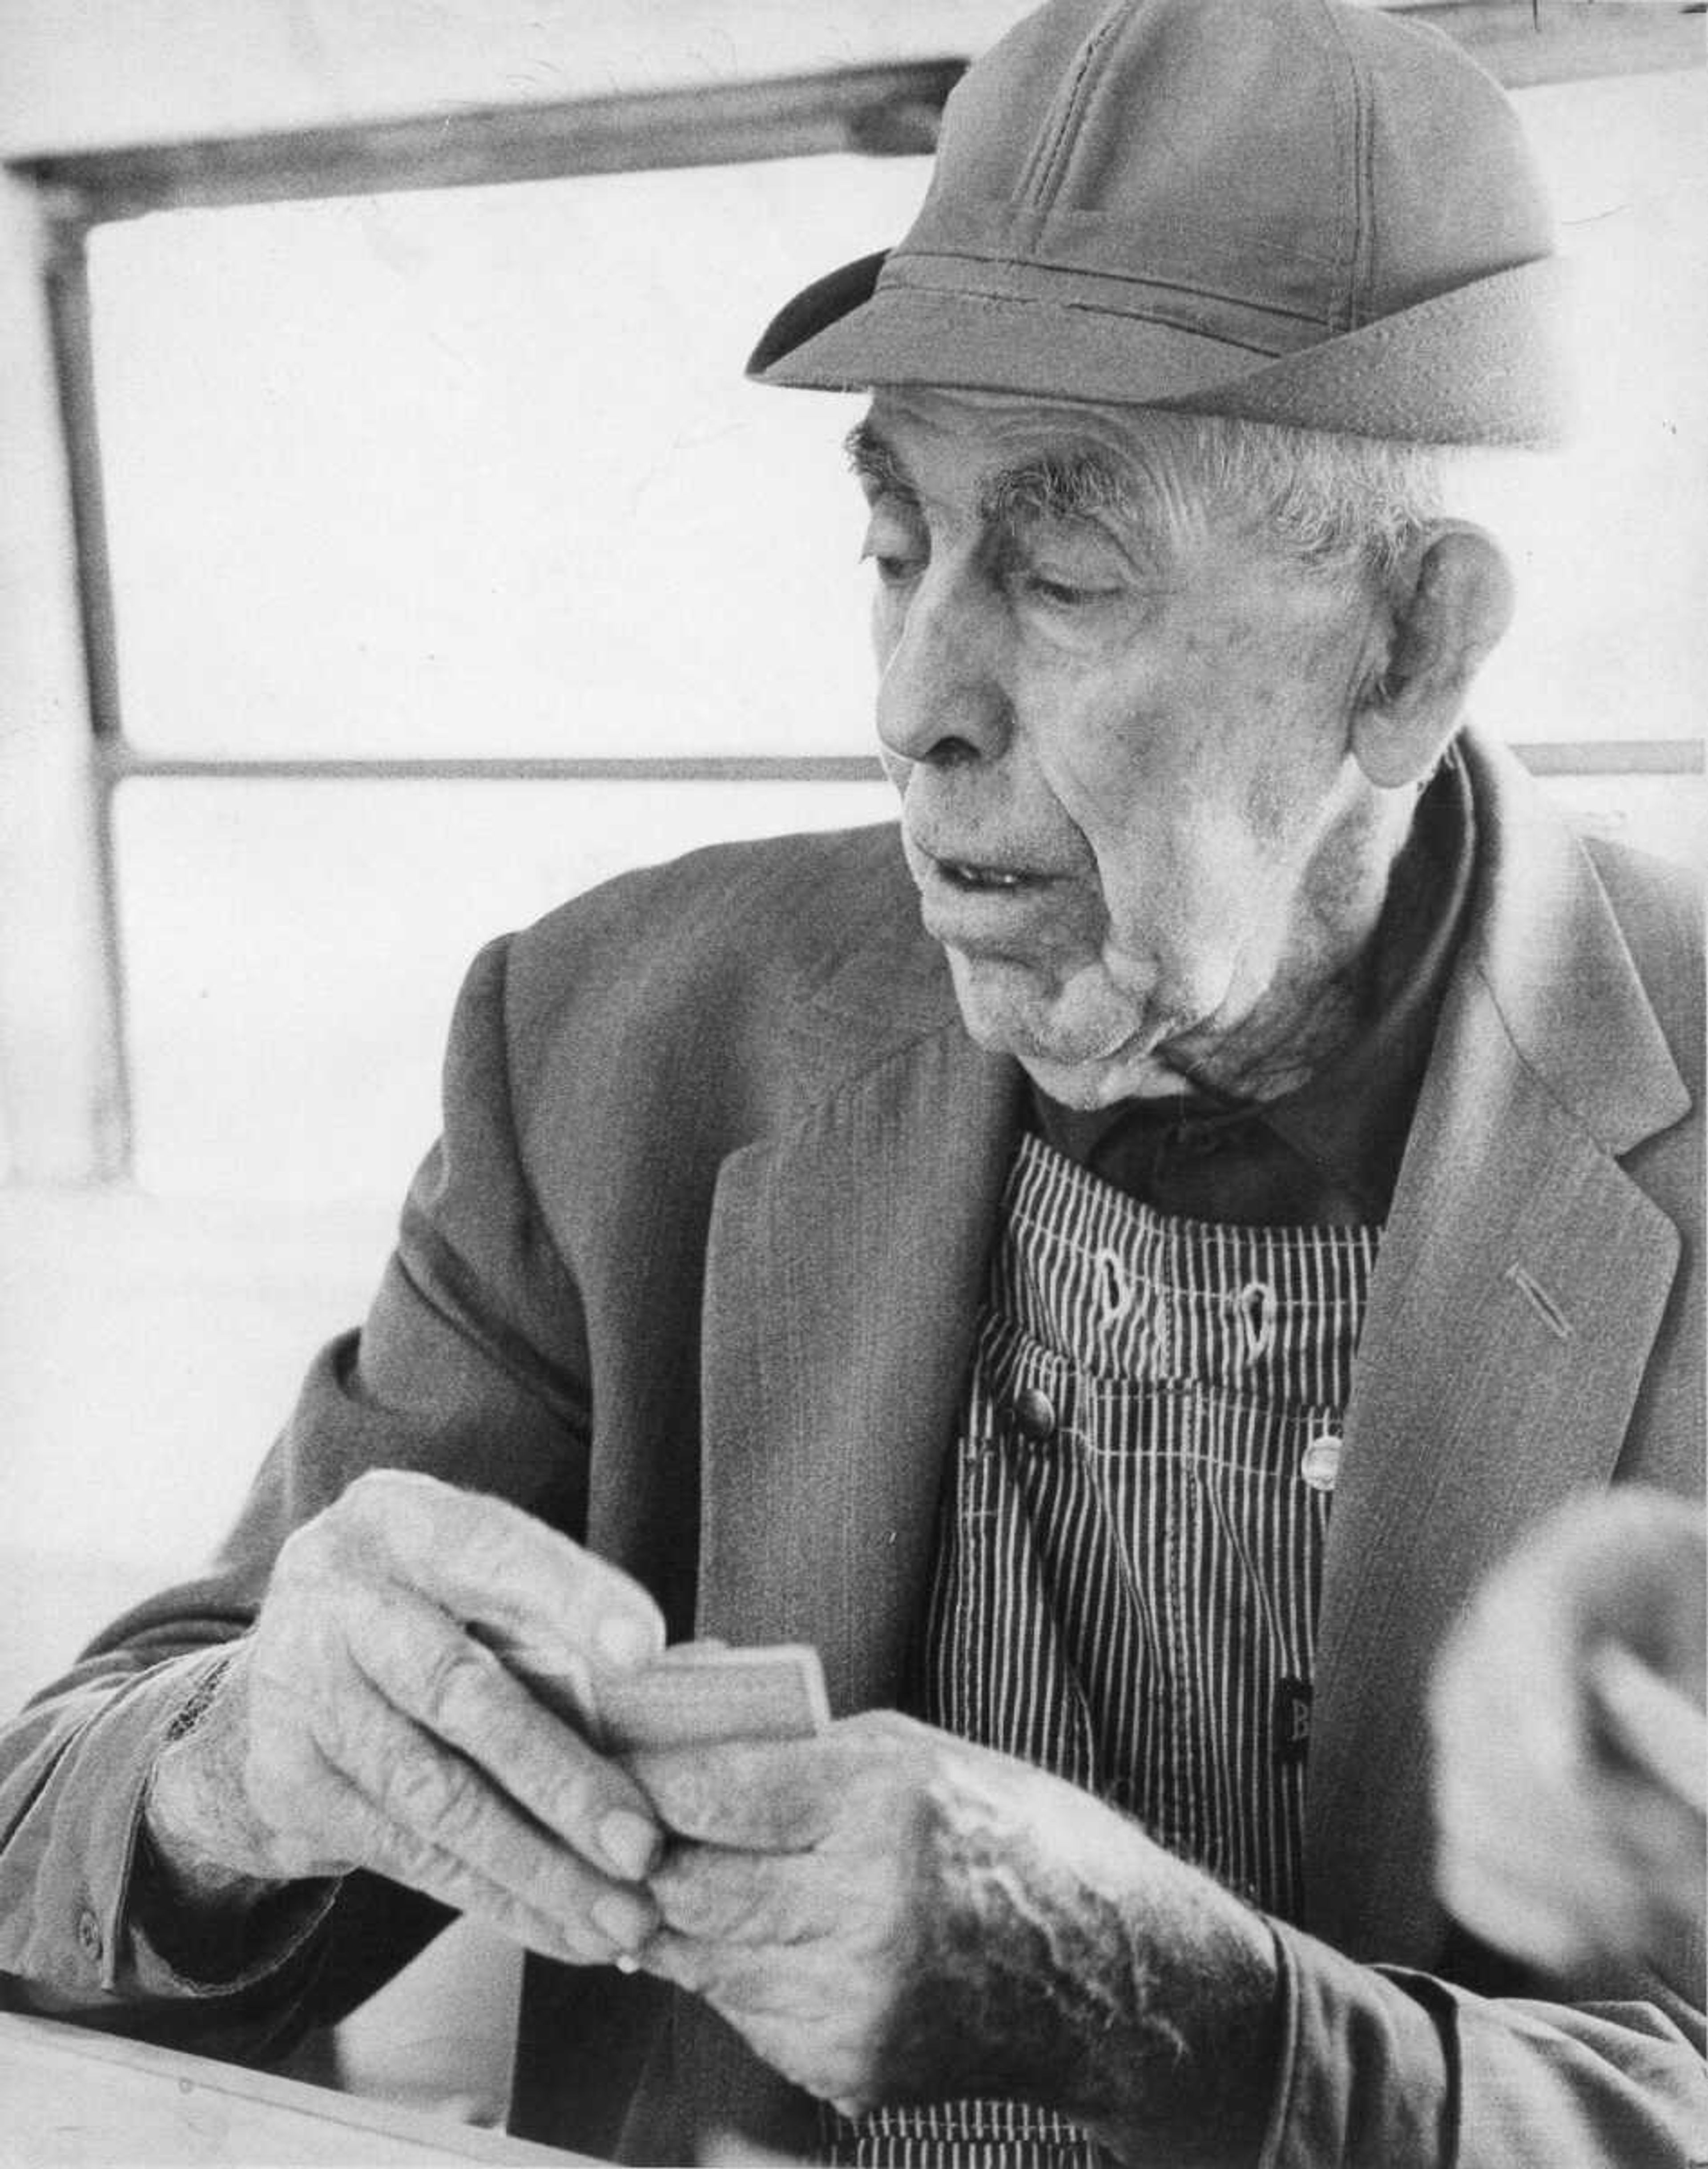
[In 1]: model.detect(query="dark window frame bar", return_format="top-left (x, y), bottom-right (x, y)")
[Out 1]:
top-left (38, 217), bottom-right (133, 1158)
top-left (14, 63), bottom-right (962, 224)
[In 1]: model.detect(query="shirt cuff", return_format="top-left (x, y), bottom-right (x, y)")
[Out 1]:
top-left (125, 1821), bottom-right (339, 2000)
top-left (9, 1647), bottom-right (335, 2005)
top-left (125, 1648), bottom-right (341, 1998)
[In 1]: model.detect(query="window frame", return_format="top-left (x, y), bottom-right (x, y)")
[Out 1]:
top-left (3, 12), bottom-right (1701, 1180)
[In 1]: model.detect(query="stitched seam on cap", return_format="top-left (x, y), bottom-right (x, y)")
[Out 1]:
top-left (874, 282), bottom-right (1283, 355)
top-left (1312, 0), bottom-right (1362, 333)
top-left (892, 248), bottom-right (1332, 329)
top-left (902, 215), bottom-right (1348, 276)
top-left (1019, 0), bottom-right (1132, 208)
top-left (1350, 11), bottom-right (1378, 324)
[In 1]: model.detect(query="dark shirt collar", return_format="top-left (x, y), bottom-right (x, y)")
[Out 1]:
top-left (1032, 749), bottom-right (1478, 1222)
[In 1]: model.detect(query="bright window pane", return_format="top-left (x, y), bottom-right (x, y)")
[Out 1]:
top-left (115, 778), bottom-right (897, 1201)
top-left (1458, 71), bottom-right (1708, 746)
top-left (88, 77), bottom-right (1707, 764)
top-left (92, 156), bottom-right (928, 760)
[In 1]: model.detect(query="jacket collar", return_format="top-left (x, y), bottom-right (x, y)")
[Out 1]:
top-left (1454, 733), bottom-right (1689, 1153)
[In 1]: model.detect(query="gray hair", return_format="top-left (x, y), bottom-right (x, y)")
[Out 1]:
top-left (1175, 415), bottom-right (1447, 585)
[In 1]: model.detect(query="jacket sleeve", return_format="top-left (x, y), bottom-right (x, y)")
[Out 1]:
top-left (0, 935), bottom-right (595, 2051)
top-left (1262, 1919), bottom-right (1708, 2166)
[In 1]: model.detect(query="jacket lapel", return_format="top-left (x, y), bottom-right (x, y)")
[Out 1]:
top-left (695, 941), bottom-right (1023, 1717)
top-left (1305, 736), bottom-right (1692, 1962)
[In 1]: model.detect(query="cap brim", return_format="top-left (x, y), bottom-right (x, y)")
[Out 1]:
top-left (749, 252), bottom-right (1571, 448)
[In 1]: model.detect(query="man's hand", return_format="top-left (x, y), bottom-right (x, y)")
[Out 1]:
top-left (1430, 1487), bottom-right (1706, 1977)
top-left (630, 1712), bottom-right (1280, 2165)
top-left (143, 1470), bottom-right (669, 1968)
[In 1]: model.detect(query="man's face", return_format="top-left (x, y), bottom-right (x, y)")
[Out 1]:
top-left (856, 387), bottom-right (1390, 1109)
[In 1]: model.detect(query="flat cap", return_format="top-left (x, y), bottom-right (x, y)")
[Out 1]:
top-left (750, 0), bottom-right (1571, 444)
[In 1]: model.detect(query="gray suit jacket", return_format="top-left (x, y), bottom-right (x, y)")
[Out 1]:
top-left (0, 733), bottom-right (1701, 2165)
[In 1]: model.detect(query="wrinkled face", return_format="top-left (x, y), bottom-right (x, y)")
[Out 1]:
top-left (857, 387), bottom-right (1390, 1108)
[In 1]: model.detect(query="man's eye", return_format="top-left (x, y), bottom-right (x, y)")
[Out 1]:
top-left (1018, 569), bottom-right (1118, 610)
top-left (1027, 576), bottom-right (1095, 606)
top-left (859, 508), bottom-right (927, 589)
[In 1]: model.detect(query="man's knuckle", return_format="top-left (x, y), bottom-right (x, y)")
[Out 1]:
top-left (455, 1503), bottom-right (535, 1588)
top-left (719, 1873), bottom-right (782, 1945)
top-left (341, 1468), bottom-right (410, 1520)
top-left (379, 1743), bottom-right (465, 1838)
top-left (305, 1672), bottom-right (373, 1769)
top-left (273, 1519), bottom-right (331, 1595)
top-left (276, 1515), bottom-right (372, 1620)
top-left (663, 1853), bottom-right (779, 1943)
top-left (380, 1820), bottom-right (443, 1894)
top-left (415, 1637), bottom-right (492, 1735)
top-left (713, 1950), bottom-right (797, 2020)
top-left (539, 1756), bottom-right (602, 1842)
top-left (435, 1778), bottom-right (497, 1862)
top-left (657, 1859), bottom-right (719, 1936)
top-left (333, 1469), bottom-right (447, 1568)
top-left (441, 1653), bottom-right (499, 1739)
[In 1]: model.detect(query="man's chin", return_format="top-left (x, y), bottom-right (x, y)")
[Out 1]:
top-left (943, 951), bottom-right (1198, 1106)
top-left (1011, 1044), bottom-right (1187, 1109)
top-left (947, 988), bottom-right (1181, 1107)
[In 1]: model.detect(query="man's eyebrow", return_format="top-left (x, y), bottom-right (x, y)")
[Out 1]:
top-left (976, 450), bottom-right (1140, 538)
top-left (843, 420), bottom-right (916, 501)
top-left (843, 425), bottom-right (1162, 555)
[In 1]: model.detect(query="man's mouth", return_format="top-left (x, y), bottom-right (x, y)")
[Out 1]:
top-left (906, 837), bottom-right (1077, 946)
top-left (937, 859), bottom-right (1029, 892)
top-left (912, 832), bottom-right (1057, 891)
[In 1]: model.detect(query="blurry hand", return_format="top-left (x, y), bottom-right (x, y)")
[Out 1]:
top-left (144, 1469), bottom-right (669, 1966)
top-left (1430, 1487), bottom-right (1706, 1974)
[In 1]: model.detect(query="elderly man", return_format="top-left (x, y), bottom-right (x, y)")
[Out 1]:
top-left (0, 0), bottom-right (1701, 2163)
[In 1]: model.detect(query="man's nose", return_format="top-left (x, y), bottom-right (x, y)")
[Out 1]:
top-left (875, 562), bottom-right (1012, 769)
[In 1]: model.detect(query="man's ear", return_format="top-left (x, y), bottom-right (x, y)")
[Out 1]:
top-left (1352, 524), bottom-right (1514, 789)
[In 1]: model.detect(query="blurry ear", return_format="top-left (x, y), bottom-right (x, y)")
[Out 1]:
top-left (1352, 524), bottom-right (1514, 789)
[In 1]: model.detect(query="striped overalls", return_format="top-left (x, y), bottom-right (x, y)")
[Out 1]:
top-left (827, 1133), bottom-right (1379, 2168)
